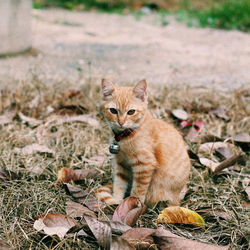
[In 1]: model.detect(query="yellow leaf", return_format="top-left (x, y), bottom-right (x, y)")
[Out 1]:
top-left (157, 206), bottom-right (205, 229)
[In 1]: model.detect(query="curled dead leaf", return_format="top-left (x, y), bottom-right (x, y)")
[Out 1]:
top-left (153, 227), bottom-right (228, 250)
top-left (65, 201), bottom-right (96, 218)
top-left (33, 213), bottom-right (78, 239)
top-left (210, 107), bottom-right (230, 121)
top-left (157, 206), bottom-right (205, 229)
top-left (111, 236), bottom-right (135, 250)
top-left (199, 142), bottom-right (235, 156)
top-left (122, 228), bottom-right (156, 249)
top-left (57, 167), bottom-right (100, 183)
top-left (112, 197), bottom-right (147, 226)
top-left (84, 215), bottom-right (111, 249)
top-left (199, 158), bottom-right (219, 172)
top-left (63, 183), bottom-right (106, 212)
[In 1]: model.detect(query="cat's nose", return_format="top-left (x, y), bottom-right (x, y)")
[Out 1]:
top-left (118, 121), bottom-right (125, 127)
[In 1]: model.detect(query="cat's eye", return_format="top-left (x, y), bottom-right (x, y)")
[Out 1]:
top-left (127, 109), bottom-right (135, 115)
top-left (110, 108), bottom-right (118, 114)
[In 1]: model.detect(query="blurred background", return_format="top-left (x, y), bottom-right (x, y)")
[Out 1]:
top-left (0, 0), bottom-right (250, 89)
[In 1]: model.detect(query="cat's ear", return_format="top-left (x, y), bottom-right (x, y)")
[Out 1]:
top-left (101, 79), bottom-right (114, 100)
top-left (133, 79), bottom-right (147, 101)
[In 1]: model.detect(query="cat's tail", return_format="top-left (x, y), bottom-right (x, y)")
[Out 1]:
top-left (95, 184), bottom-right (119, 205)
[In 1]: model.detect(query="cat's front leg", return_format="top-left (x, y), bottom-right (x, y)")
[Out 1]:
top-left (130, 163), bottom-right (154, 203)
top-left (112, 160), bottom-right (129, 204)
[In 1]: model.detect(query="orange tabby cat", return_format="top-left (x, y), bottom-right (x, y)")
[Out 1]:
top-left (95, 79), bottom-right (190, 207)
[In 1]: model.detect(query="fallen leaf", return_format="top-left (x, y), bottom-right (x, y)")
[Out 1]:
top-left (84, 215), bottom-right (111, 249)
top-left (111, 236), bottom-right (135, 250)
top-left (171, 109), bottom-right (188, 120)
top-left (196, 207), bottom-right (229, 220)
top-left (66, 201), bottom-right (97, 218)
top-left (63, 183), bottom-right (106, 212)
top-left (0, 109), bottom-right (16, 125)
top-left (0, 169), bottom-right (17, 181)
top-left (212, 154), bottom-right (245, 176)
top-left (0, 240), bottom-right (10, 250)
top-left (199, 142), bottom-right (235, 155)
top-left (211, 107), bottom-right (230, 121)
top-left (18, 112), bottom-right (42, 127)
top-left (33, 213), bottom-right (78, 240)
top-left (153, 227), bottom-right (228, 250)
top-left (233, 133), bottom-right (250, 143)
top-left (109, 221), bottom-right (131, 234)
top-left (13, 143), bottom-right (54, 155)
top-left (112, 197), bottom-right (147, 226)
top-left (215, 147), bottom-right (234, 160)
top-left (57, 167), bottom-right (100, 183)
top-left (232, 133), bottom-right (250, 151)
top-left (199, 158), bottom-right (219, 172)
top-left (157, 206), bottom-right (205, 229)
top-left (122, 228), bottom-right (156, 249)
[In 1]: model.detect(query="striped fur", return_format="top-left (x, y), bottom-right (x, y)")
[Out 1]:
top-left (95, 79), bottom-right (190, 207)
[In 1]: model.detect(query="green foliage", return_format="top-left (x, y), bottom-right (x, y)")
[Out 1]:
top-left (186, 0), bottom-right (250, 32)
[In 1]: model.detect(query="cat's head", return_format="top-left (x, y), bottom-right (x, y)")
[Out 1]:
top-left (101, 79), bottom-right (148, 132)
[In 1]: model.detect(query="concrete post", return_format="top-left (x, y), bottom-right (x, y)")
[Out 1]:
top-left (0, 0), bottom-right (32, 56)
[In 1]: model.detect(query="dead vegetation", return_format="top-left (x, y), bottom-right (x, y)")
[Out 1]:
top-left (0, 76), bottom-right (249, 249)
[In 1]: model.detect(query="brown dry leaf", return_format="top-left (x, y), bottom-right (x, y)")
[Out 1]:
top-left (63, 183), bottom-right (106, 212)
top-left (157, 206), bottom-right (205, 229)
top-left (196, 207), bottom-right (229, 220)
top-left (111, 236), bottom-right (135, 250)
top-left (153, 227), bottom-right (228, 250)
top-left (171, 109), bottom-right (188, 120)
top-left (199, 158), bottom-right (219, 172)
top-left (0, 240), bottom-right (10, 250)
top-left (212, 154), bottom-right (245, 176)
top-left (33, 213), bottom-right (78, 240)
top-left (65, 201), bottom-right (96, 218)
top-left (13, 143), bottom-right (54, 155)
top-left (0, 169), bottom-right (17, 182)
top-left (215, 147), bottom-right (234, 160)
top-left (122, 228), bottom-right (156, 249)
top-left (0, 109), bottom-right (16, 125)
top-left (84, 215), bottom-right (111, 249)
top-left (199, 142), bottom-right (235, 155)
top-left (112, 197), bottom-right (147, 226)
top-left (109, 221), bottom-right (131, 234)
top-left (233, 133), bottom-right (250, 143)
top-left (18, 112), bottom-right (42, 127)
top-left (57, 167), bottom-right (100, 183)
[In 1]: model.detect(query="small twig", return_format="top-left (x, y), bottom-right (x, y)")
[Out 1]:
top-left (213, 154), bottom-right (244, 176)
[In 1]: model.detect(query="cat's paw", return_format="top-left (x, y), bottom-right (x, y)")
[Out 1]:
top-left (105, 198), bottom-right (121, 206)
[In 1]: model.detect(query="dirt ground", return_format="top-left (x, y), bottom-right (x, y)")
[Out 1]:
top-left (0, 8), bottom-right (250, 90)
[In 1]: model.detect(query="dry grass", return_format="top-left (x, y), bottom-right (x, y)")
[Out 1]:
top-left (0, 76), bottom-right (249, 249)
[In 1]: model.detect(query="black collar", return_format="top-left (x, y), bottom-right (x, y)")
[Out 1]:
top-left (112, 128), bottom-right (134, 142)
